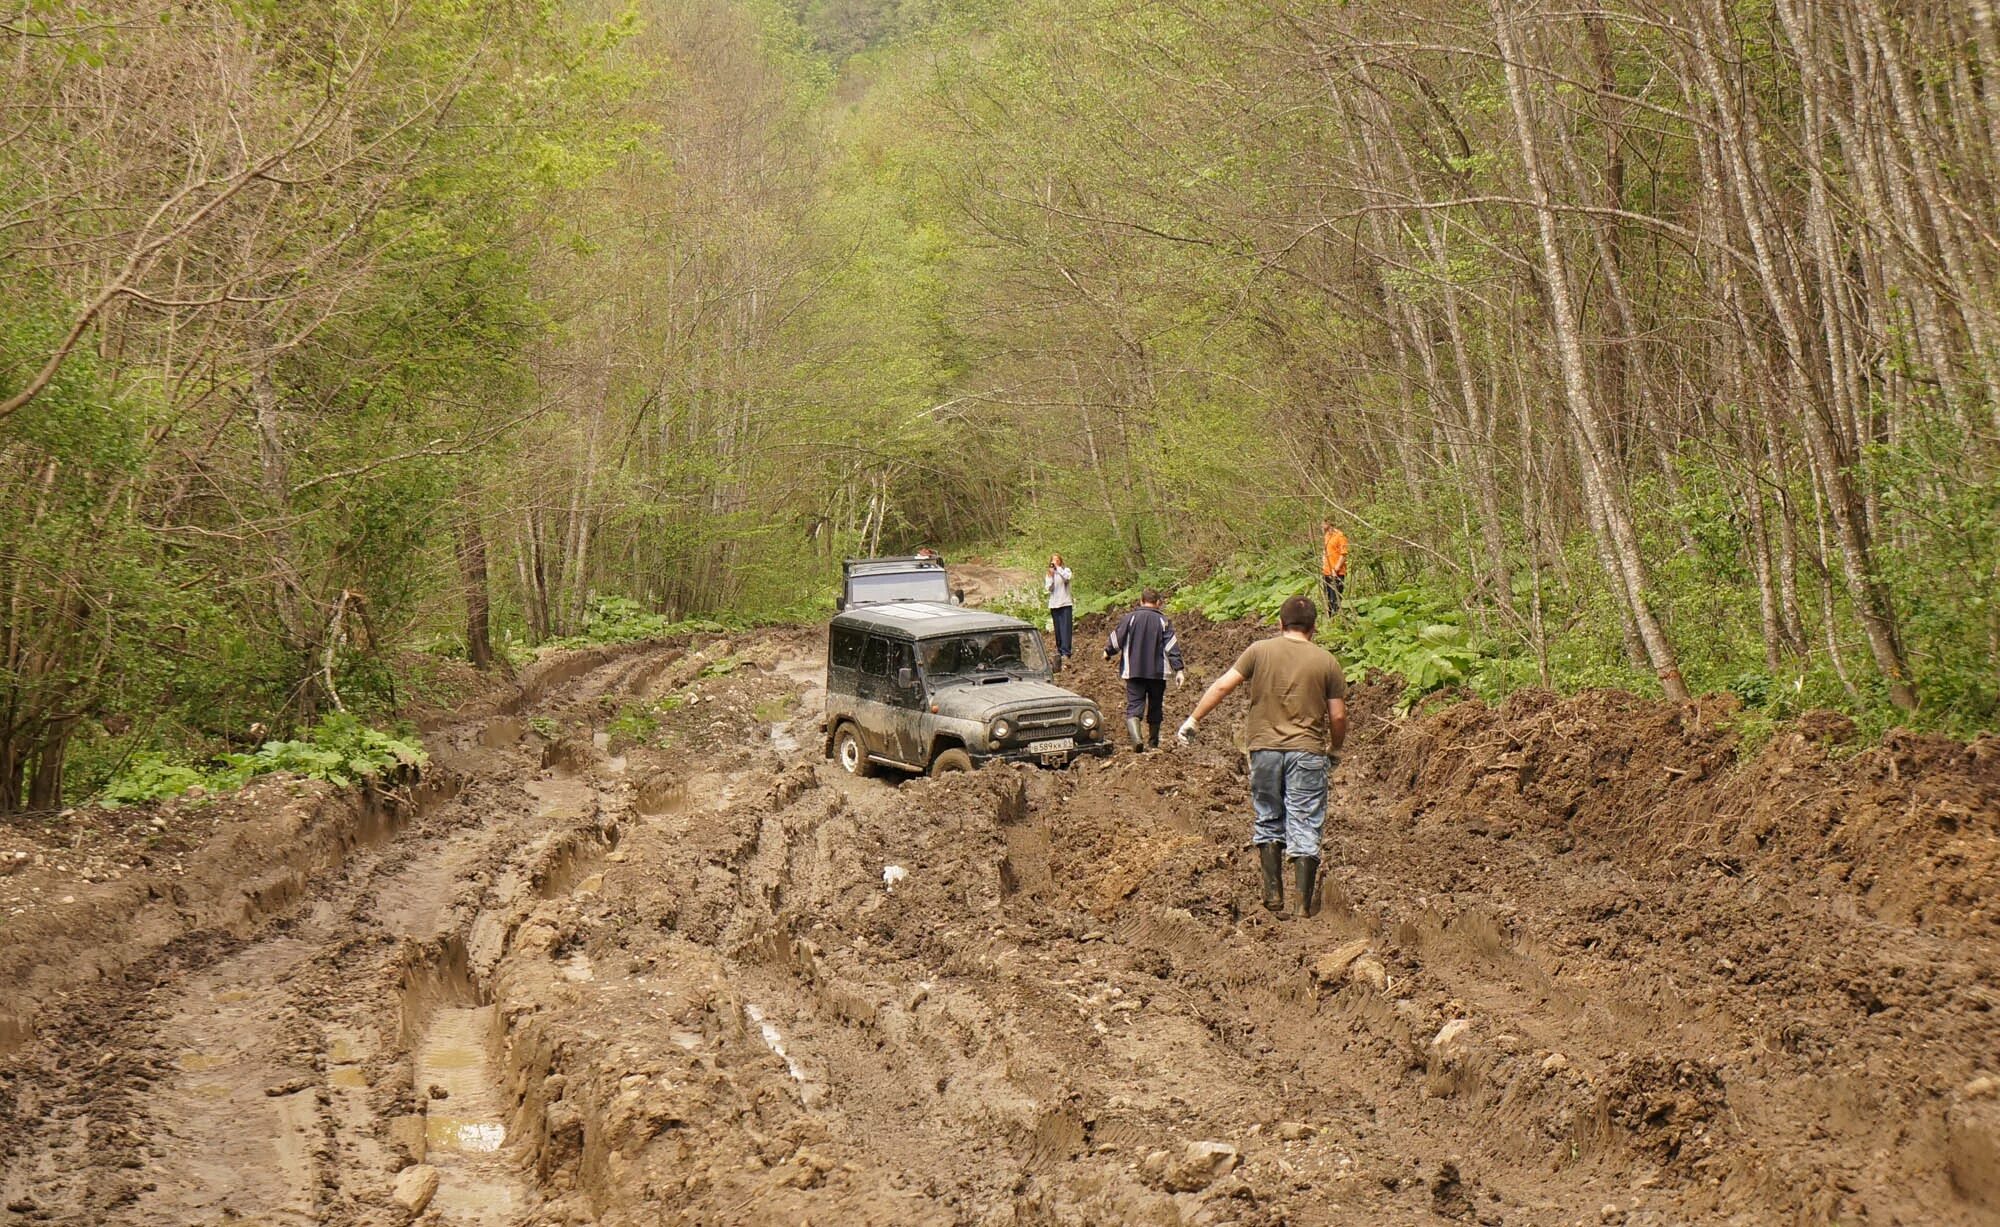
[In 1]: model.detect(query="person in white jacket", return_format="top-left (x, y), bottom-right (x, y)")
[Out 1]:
top-left (1044, 554), bottom-right (1074, 669)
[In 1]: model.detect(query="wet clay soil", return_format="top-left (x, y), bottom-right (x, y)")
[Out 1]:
top-left (2, 619), bottom-right (1996, 1226)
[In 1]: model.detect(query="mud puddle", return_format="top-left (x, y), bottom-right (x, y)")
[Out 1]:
top-left (413, 1006), bottom-right (528, 1219)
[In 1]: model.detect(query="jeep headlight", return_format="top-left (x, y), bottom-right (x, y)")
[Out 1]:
top-left (1079, 709), bottom-right (1099, 732)
top-left (988, 719), bottom-right (1012, 747)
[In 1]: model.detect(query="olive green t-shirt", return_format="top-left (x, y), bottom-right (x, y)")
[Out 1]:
top-left (1232, 636), bottom-right (1347, 752)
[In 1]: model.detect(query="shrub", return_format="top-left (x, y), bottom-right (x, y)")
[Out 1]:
top-left (99, 714), bottom-right (427, 806)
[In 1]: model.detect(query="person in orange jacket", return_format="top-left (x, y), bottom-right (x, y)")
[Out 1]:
top-left (1319, 521), bottom-right (1349, 616)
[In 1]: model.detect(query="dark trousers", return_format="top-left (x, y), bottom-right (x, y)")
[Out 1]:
top-left (1320, 572), bottom-right (1345, 616)
top-left (1050, 605), bottom-right (1073, 658)
top-left (1123, 677), bottom-right (1166, 724)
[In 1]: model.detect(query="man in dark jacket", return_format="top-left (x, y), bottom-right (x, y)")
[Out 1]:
top-left (1103, 589), bottom-right (1186, 752)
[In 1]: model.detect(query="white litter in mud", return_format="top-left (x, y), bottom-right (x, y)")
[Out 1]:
top-left (882, 864), bottom-right (908, 892)
top-left (742, 1003), bottom-right (809, 1087)
top-left (440, 1120), bottom-right (507, 1153)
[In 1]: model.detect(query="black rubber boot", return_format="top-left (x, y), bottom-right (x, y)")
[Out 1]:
top-left (1293, 855), bottom-right (1321, 918)
top-left (1126, 717), bottom-right (1146, 753)
top-left (1257, 843), bottom-right (1285, 913)
top-left (1146, 722), bottom-right (1160, 750)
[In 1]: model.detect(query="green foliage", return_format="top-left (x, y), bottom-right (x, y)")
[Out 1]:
top-left (543, 595), bottom-right (729, 650)
top-left (96, 755), bottom-right (210, 810)
top-left (211, 714), bottom-right (427, 789)
top-left (1323, 591), bottom-right (1503, 709)
top-left (1724, 709), bottom-right (1781, 761)
top-left (1170, 555), bottom-right (1310, 623)
top-left (605, 702), bottom-right (660, 744)
top-left (98, 715), bottom-right (426, 807)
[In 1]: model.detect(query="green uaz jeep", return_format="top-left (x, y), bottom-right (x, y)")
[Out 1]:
top-left (823, 602), bottom-right (1111, 777)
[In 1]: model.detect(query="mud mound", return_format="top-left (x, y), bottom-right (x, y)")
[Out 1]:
top-left (1363, 687), bottom-right (2000, 939)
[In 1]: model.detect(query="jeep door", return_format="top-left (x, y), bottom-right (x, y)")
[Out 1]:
top-left (856, 635), bottom-right (925, 766)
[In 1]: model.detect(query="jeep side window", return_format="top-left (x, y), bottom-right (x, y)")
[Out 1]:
top-left (887, 641), bottom-right (919, 706)
top-left (860, 634), bottom-right (889, 678)
top-left (830, 625), bottom-right (864, 672)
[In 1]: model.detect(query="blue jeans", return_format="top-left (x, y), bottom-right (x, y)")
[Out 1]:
top-left (1050, 605), bottom-right (1073, 658)
top-left (1249, 749), bottom-right (1329, 858)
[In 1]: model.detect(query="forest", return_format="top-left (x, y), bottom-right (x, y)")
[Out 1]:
top-left (3, 0), bottom-right (1998, 813)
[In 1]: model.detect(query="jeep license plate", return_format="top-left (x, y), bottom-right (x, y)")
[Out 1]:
top-left (1028, 737), bottom-right (1074, 755)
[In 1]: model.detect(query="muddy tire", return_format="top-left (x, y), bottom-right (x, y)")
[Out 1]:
top-left (833, 723), bottom-right (876, 778)
top-left (930, 747), bottom-right (975, 776)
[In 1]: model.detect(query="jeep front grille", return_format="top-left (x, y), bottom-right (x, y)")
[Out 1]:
top-left (1012, 708), bottom-right (1078, 738)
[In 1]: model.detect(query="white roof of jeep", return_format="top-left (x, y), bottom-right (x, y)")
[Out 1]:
top-left (831, 602), bottom-right (1029, 637)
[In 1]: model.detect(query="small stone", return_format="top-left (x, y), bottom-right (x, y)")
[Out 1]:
top-left (1348, 956), bottom-right (1388, 992)
top-left (1313, 939), bottom-right (1371, 984)
top-left (1139, 1149), bottom-right (1172, 1182)
top-left (1964, 1074), bottom-right (1999, 1099)
top-left (1431, 1018), bottom-right (1473, 1053)
top-left (1541, 1052), bottom-right (1571, 1075)
top-left (392, 1164), bottom-right (439, 1213)
top-left (1165, 1140), bottom-right (1241, 1192)
top-left (1600, 1205), bottom-right (1624, 1223)
top-left (1274, 1121), bottom-right (1312, 1141)
top-left (1947, 1095), bottom-right (2000, 1205)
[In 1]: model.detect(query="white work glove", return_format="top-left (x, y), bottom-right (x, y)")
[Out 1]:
top-left (1174, 669), bottom-right (1187, 690)
top-left (1175, 716), bottom-right (1198, 744)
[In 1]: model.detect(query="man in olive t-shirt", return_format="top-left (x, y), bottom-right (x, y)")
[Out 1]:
top-left (1176, 595), bottom-right (1348, 916)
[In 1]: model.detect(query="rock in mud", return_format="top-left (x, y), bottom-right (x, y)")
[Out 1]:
top-left (1165, 1140), bottom-right (1242, 1192)
top-left (1274, 1121), bottom-right (1312, 1141)
top-left (391, 1163), bottom-right (439, 1213)
top-left (1348, 956), bottom-right (1389, 992)
top-left (1947, 1095), bottom-right (2000, 1208)
top-left (1313, 939), bottom-right (1371, 984)
top-left (1430, 1018), bottom-right (1473, 1057)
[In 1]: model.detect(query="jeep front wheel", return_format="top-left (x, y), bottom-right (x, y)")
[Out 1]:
top-left (930, 747), bottom-right (974, 776)
top-left (834, 724), bottom-right (875, 778)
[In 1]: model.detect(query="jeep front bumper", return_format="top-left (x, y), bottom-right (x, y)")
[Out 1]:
top-left (971, 741), bottom-right (1115, 769)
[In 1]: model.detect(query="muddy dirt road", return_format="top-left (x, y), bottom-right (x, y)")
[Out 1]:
top-left (2, 619), bottom-right (1996, 1225)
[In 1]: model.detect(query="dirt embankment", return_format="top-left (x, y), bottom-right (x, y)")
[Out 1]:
top-left (2, 616), bottom-right (1996, 1226)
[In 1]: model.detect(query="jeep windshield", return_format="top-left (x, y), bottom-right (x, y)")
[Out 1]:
top-left (919, 631), bottom-right (1049, 685)
top-left (845, 568), bottom-right (949, 606)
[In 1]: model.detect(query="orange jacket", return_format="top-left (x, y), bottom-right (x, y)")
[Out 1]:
top-left (1321, 529), bottom-right (1349, 577)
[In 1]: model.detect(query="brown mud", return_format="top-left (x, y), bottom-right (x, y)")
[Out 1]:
top-left (2, 617), bottom-right (1996, 1225)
